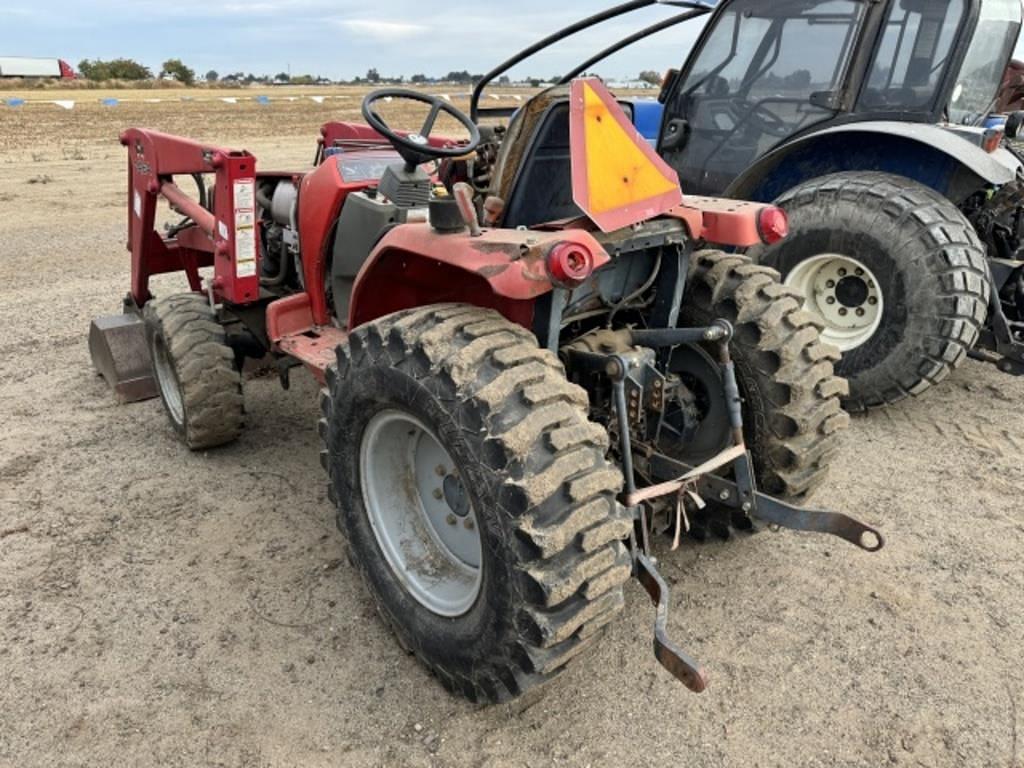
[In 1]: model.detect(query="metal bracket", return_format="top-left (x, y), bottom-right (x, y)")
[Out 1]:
top-left (752, 495), bottom-right (884, 552)
top-left (634, 553), bottom-right (708, 693)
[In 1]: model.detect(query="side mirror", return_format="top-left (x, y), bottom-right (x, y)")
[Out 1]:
top-left (658, 69), bottom-right (680, 105)
top-left (1006, 111), bottom-right (1024, 139)
top-left (661, 118), bottom-right (691, 152)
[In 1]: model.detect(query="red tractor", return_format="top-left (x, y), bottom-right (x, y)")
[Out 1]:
top-left (91, 78), bottom-right (882, 702)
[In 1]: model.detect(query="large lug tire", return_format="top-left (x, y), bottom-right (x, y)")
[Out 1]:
top-left (752, 172), bottom-right (990, 412)
top-left (143, 293), bottom-right (245, 450)
top-left (678, 251), bottom-right (850, 502)
top-left (320, 304), bottom-right (633, 703)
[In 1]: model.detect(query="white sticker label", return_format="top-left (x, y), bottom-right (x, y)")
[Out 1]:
top-left (234, 179), bottom-right (255, 211)
top-left (218, 220), bottom-right (229, 240)
top-left (133, 191), bottom-right (141, 220)
top-left (233, 178), bottom-right (257, 279)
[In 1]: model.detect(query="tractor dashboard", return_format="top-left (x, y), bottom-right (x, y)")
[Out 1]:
top-left (330, 149), bottom-right (406, 184)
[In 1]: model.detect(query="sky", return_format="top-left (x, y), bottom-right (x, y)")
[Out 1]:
top-left (0, 1), bottom-right (713, 81)
top-left (3, 1), bottom-right (1024, 83)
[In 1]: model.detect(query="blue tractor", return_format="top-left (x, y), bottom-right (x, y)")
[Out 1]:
top-left (474, 0), bottom-right (1024, 410)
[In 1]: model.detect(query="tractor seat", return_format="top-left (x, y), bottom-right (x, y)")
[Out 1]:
top-left (491, 86), bottom-right (598, 228)
top-left (491, 87), bottom-right (640, 229)
top-left (491, 86), bottom-right (582, 229)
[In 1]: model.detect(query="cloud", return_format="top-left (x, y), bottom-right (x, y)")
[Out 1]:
top-left (334, 18), bottom-right (427, 41)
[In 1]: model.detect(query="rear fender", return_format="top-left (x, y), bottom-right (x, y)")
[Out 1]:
top-left (347, 224), bottom-right (610, 330)
top-left (727, 122), bottom-right (1020, 205)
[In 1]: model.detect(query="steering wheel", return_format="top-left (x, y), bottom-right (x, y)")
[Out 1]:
top-left (362, 89), bottom-right (482, 169)
top-left (749, 102), bottom-right (791, 138)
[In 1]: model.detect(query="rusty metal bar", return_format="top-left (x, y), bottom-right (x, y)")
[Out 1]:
top-left (634, 553), bottom-right (708, 693)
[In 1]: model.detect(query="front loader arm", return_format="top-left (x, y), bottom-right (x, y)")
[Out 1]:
top-left (120, 128), bottom-right (259, 307)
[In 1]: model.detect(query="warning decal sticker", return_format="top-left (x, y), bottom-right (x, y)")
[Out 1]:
top-left (233, 179), bottom-right (257, 278)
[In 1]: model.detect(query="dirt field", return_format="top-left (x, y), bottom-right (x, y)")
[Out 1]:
top-left (1, 91), bottom-right (1022, 768)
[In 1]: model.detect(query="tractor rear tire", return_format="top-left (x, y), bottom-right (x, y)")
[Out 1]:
top-left (143, 293), bottom-right (245, 450)
top-left (320, 304), bottom-right (632, 703)
top-left (752, 172), bottom-right (990, 411)
top-left (679, 250), bottom-right (850, 502)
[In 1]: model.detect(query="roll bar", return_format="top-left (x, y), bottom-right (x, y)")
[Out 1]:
top-left (470, 0), bottom-right (714, 121)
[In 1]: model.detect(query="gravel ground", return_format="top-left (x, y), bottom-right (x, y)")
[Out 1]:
top-left (0, 97), bottom-right (1022, 768)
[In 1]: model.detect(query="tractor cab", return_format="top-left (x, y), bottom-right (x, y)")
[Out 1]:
top-left (659, 0), bottom-right (1024, 196)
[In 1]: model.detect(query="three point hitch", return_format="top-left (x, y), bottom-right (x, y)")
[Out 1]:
top-left (592, 321), bottom-right (884, 693)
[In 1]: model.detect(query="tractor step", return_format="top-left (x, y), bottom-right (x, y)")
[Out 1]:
top-left (89, 314), bottom-right (157, 403)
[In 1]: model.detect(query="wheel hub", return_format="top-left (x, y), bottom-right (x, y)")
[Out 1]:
top-left (835, 275), bottom-right (870, 308)
top-left (785, 254), bottom-right (884, 352)
top-left (360, 410), bottom-right (482, 617)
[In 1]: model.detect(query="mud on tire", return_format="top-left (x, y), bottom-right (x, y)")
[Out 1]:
top-left (754, 172), bottom-right (990, 411)
top-left (320, 304), bottom-right (633, 703)
top-left (143, 293), bottom-right (244, 450)
top-left (681, 251), bottom-right (850, 501)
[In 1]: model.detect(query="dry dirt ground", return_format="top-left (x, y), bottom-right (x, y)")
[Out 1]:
top-left (1, 93), bottom-right (1023, 768)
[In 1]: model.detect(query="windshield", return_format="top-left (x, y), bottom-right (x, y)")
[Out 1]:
top-left (681, 0), bottom-right (864, 107)
top-left (949, 0), bottom-right (1023, 124)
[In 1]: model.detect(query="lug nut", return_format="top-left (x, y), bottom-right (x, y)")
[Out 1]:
top-left (435, 465), bottom-right (447, 477)
top-left (463, 519), bottom-right (475, 531)
top-left (446, 513), bottom-right (457, 526)
top-left (432, 489), bottom-right (443, 500)
top-left (855, 268), bottom-right (864, 276)
top-left (868, 297), bottom-right (878, 306)
top-left (826, 297), bottom-right (836, 305)
top-left (838, 268), bottom-right (847, 277)
top-left (839, 308), bottom-right (848, 316)
top-left (856, 308), bottom-right (865, 317)
top-left (826, 280), bottom-right (836, 289)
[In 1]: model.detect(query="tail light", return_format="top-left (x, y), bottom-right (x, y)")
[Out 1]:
top-left (757, 206), bottom-right (789, 245)
top-left (983, 127), bottom-right (1005, 153)
top-left (547, 242), bottom-right (594, 288)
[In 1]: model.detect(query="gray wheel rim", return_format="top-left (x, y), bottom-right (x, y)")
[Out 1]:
top-left (151, 332), bottom-right (184, 425)
top-left (359, 409), bottom-right (482, 617)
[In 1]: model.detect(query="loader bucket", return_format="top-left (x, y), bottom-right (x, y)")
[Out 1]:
top-left (89, 314), bottom-right (158, 403)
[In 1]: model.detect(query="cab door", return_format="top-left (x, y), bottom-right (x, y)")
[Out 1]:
top-left (659, 0), bottom-right (870, 196)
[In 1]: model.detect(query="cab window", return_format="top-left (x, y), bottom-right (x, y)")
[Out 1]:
top-left (949, 0), bottom-right (1023, 124)
top-left (664, 0), bottom-right (866, 195)
top-left (860, 0), bottom-right (966, 111)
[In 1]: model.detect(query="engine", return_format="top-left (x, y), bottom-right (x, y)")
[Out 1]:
top-left (256, 180), bottom-right (301, 290)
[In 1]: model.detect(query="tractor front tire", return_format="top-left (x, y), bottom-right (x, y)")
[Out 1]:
top-left (143, 293), bottom-right (245, 450)
top-left (753, 172), bottom-right (990, 411)
top-left (320, 304), bottom-right (632, 703)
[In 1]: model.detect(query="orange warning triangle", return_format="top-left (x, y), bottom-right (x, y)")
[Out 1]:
top-left (570, 78), bottom-right (683, 233)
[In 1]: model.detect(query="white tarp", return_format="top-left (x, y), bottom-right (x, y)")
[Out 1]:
top-left (0, 57), bottom-right (62, 78)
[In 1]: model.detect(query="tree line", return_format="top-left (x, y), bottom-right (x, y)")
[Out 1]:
top-left (74, 60), bottom-right (666, 87)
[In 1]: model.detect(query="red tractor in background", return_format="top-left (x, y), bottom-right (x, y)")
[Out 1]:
top-left (90, 78), bottom-right (882, 702)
